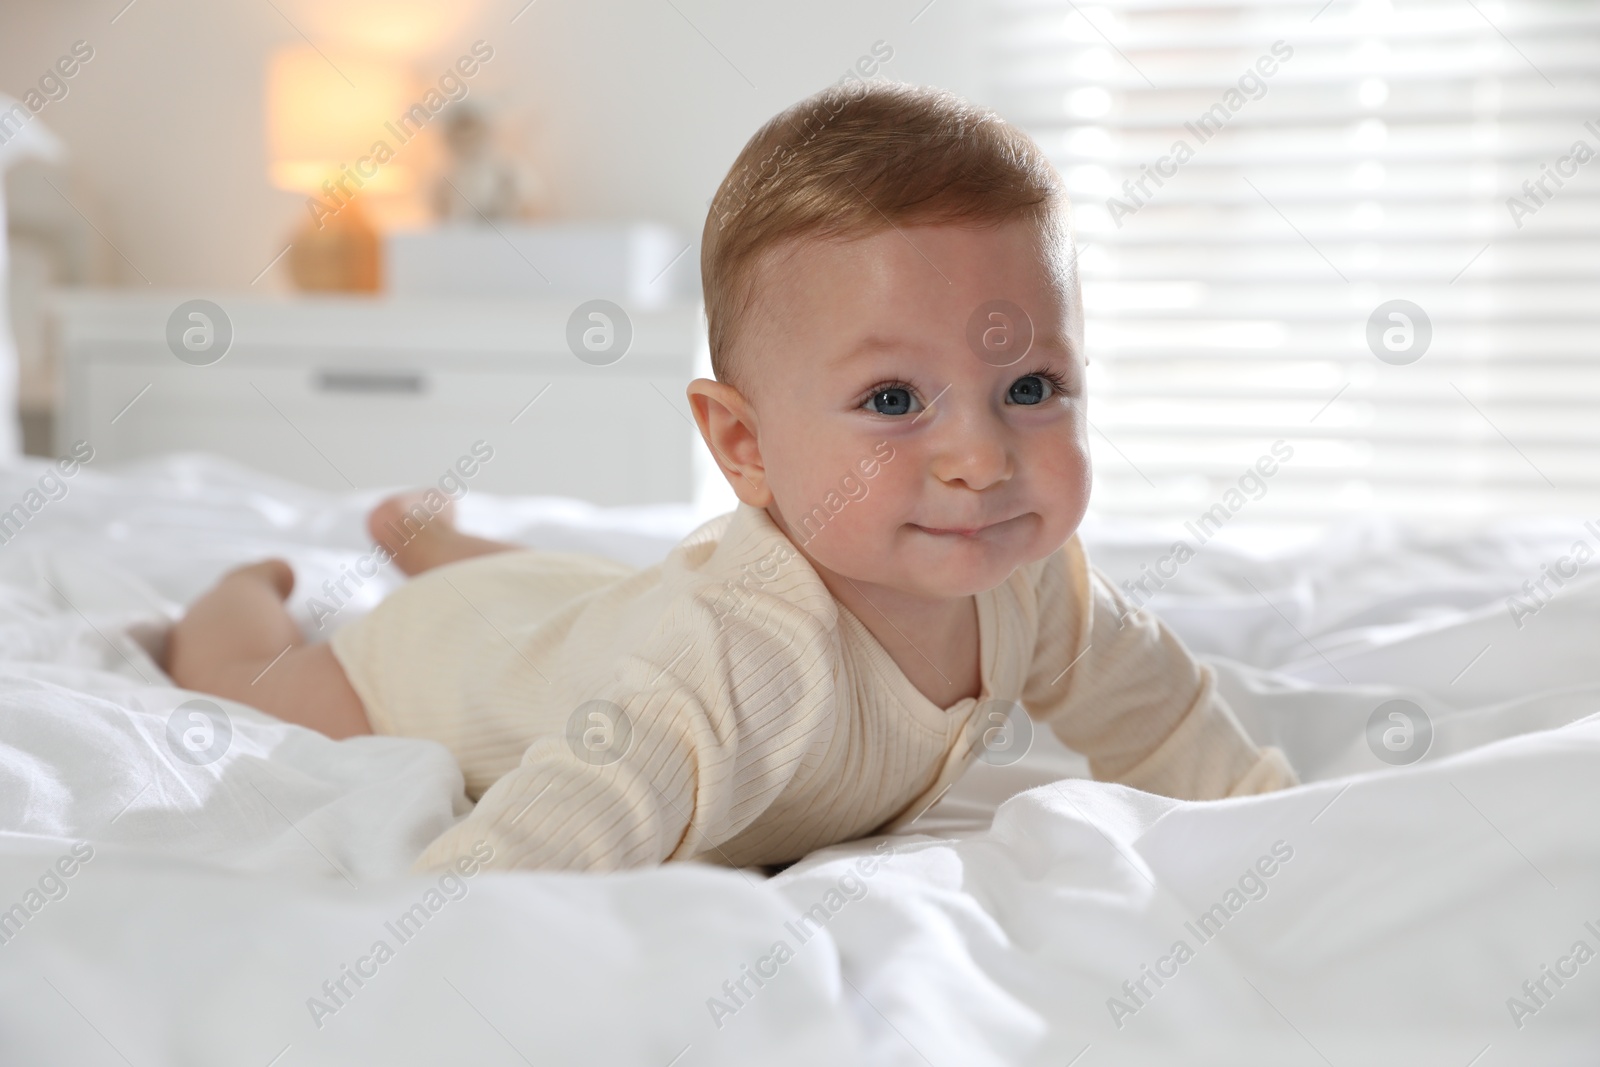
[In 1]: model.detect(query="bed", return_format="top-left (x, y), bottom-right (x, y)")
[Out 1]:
top-left (0, 453), bottom-right (1595, 1065)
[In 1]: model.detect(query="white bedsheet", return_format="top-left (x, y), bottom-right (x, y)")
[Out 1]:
top-left (0, 454), bottom-right (1595, 1064)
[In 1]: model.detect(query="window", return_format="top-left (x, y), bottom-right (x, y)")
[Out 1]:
top-left (990, 0), bottom-right (1600, 539)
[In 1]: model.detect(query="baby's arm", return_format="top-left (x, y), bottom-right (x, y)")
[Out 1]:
top-left (1023, 539), bottom-right (1298, 799)
top-left (411, 732), bottom-right (695, 873)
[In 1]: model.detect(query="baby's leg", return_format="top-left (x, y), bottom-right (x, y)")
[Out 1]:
top-left (368, 492), bottom-right (519, 576)
top-left (164, 561), bottom-right (372, 739)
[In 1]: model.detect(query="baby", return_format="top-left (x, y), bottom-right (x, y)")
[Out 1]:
top-left (166, 82), bottom-right (1297, 875)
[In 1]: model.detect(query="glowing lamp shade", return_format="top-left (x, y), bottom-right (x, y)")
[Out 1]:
top-left (272, 0), bottom-right (488, 58)
top-left (266, 46), bottom-right (415, 196)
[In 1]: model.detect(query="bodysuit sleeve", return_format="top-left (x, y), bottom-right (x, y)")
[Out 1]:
top-left (1021, 538), bottom-right (1298, 799)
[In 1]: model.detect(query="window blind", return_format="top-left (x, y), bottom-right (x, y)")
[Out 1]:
top-left (989, 0), bottom-right (1600, 536)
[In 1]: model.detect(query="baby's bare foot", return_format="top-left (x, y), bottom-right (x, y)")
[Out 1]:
top-left (368, 492), bottom-right (457, 576)
top-left (227, 558), bottom-right (295, 599)
top-left (163, 558), bottom-right (296, 682)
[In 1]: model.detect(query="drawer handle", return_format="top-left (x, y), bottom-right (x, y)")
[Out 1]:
top-left (315, 371), bottom-right (426, 394)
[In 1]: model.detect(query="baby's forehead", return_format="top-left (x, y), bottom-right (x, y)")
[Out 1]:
top-left (723, 219), bottom-right (1080, 393)
top-left (752, 222), bottom-right (1077, 310)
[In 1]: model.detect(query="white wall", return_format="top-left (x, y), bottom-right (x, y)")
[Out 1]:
top-left (0, 0), bottom-right (987, 290)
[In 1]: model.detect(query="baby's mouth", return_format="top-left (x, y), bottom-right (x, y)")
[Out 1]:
top-left (911, 514), bottom-right (1021, 539)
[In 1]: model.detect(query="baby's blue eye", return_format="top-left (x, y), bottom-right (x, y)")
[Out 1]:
top-left (865, 386), bottom-right (917, 416)
top-left (1009, 375), bottom-right (1049, 405)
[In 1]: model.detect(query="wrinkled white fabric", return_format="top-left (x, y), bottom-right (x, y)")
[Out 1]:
top-left (0, 454), bottom-right (1594, 1064)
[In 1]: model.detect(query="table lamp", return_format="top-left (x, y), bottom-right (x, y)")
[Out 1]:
top-left (266, 46), bottom-right (416, 291)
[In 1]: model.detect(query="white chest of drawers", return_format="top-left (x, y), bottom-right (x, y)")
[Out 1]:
top-left (52, 292), bottom-right (708, 506)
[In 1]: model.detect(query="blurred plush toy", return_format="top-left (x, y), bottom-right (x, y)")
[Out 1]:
top-left (432, 103), bottom-right (545, 222)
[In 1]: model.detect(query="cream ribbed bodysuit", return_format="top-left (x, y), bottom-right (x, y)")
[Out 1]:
top-left (329, 502), bottom-right (1296, 874)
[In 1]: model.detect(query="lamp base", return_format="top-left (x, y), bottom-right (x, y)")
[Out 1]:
top-left (287, 200), bottom-right (381, 292)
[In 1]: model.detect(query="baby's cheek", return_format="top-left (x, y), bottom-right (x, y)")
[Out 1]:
top-left (1026, 414), bottom-right (1087, 473)
top-left (1066, 423), bottom-right (1093, 488)
top-left (811, 470), bottom-right (901, 560)
top-left (1033, 420), bottom-right (1093, 521)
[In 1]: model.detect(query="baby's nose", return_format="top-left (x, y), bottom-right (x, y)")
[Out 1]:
top-left (930, 416), bottom-right (1012, 491)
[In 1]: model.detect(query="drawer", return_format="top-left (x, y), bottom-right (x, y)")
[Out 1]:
top-left (69, 358), bottom-right (698, 504)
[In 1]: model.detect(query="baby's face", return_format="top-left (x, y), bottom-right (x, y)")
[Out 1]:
top-left (746, 217), bottom-right (1089, 600)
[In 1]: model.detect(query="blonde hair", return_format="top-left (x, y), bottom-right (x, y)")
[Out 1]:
top-left (700, 81), bottom-right (1070, 391)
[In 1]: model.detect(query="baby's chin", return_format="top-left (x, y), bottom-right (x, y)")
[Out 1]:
top-left (848, 557), bottom-right (1020, 601)
top-left (842, 518), bottom-right (1054, 599)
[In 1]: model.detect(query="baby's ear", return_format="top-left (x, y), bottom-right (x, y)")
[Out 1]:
top-left (684, 378), bottom-right (772, 507)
